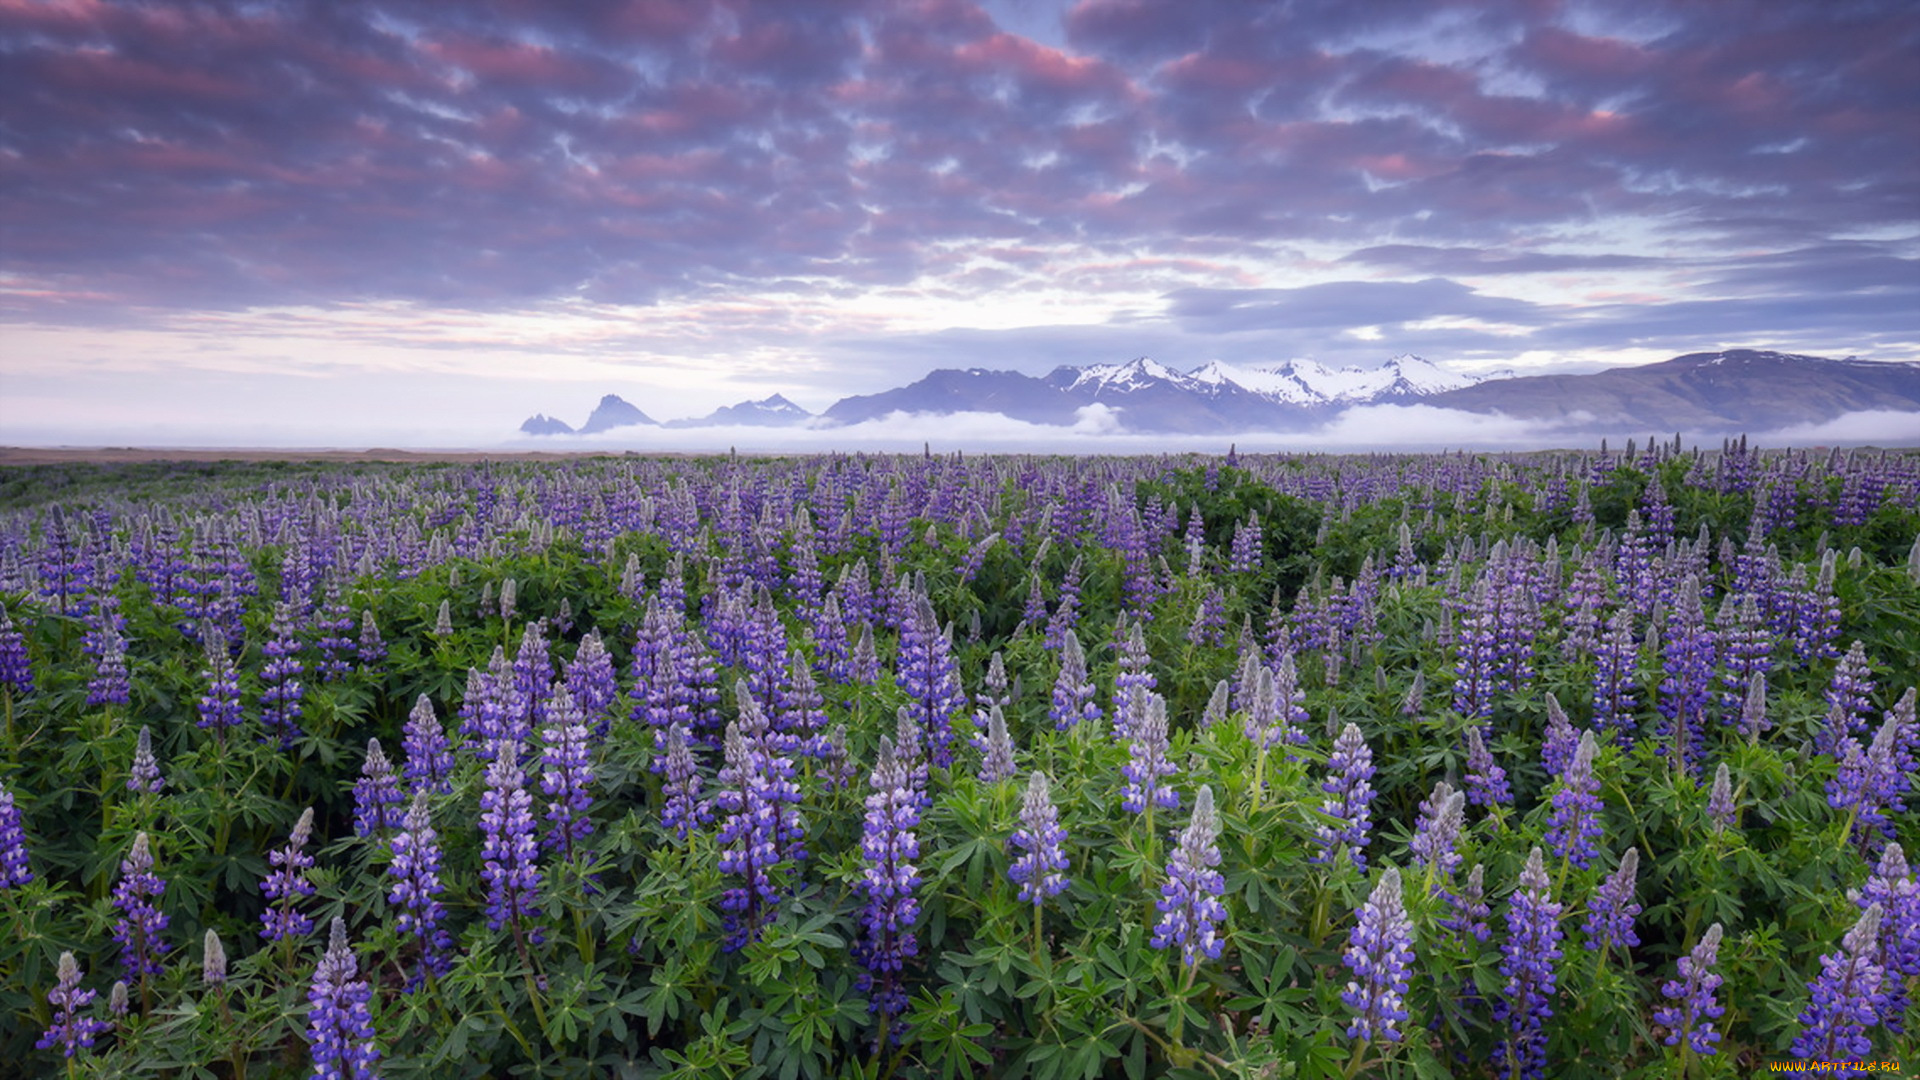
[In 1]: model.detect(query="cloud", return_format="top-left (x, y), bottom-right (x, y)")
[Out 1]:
top-left (1755, 410), bottom-right (1920, 447)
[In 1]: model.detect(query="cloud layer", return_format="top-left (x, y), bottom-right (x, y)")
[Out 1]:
top-left (2, 0), bottom-right (1916, 443)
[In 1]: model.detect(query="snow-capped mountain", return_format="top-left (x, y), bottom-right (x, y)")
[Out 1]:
top-left (665, 394), bottom-right (813, 428)
top-left (519, 350), bottom-right (1920, 438)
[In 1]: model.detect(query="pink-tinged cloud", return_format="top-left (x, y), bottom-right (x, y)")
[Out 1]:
top-left (0, 0), bottom-right (1910, 341)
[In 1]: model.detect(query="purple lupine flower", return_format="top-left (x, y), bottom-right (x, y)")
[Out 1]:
top-left (715, 720), bottom-right (780, 950)
top-left (855, 735), bottom-right (921, 1033)
top-left (1546, 732), bottom-right (1605, 869)
top-left (195, 627), bottom-right (243, 734)
top-left (1121, 689), bottom-right (1181, 815)
top-left (775, 648), bottom-right (829, 759)
top-left (1227, 512), bottom-right (1263, 573)
top-left (1791, 903), bottom-right (1886, 1062)
top-left (658, 722), bottom-right (710, 838)
top-left (0, 777), bottom-right (31, 888)
top-left (1313, 722), bottom-right (1375, 870)
top-left (1440, 863), bottom-right (1491, 944)
top-left (1654, 923), bottom-right (1725, 1056)
top-left (1465, 725), bottom-right (1511, 810)
top-left (1341, 867), bottom-right (1414, 1044)
top-left (1452, 578), bottom-right (1499, 722)
top-left (1049, 629), bottom-right (1100, 730)
top-left (0, 602), bottom-right (32, 696)
top-left (1855, 842), bottom-right (1920, 1034)
top-left (1583, 847), bottom-right (1641, 953)
top-left (259, 600), bottom-right (306, 750)
top-left (1409, 781), bottom-right (1466, 887)
top-left (1590, 608), bottom-right (1639, 746)
top-left (86, 611), bottom-right (131, 707)
top-left (36, 951), bottom-right (108, 1060)
top-left (820, 722), bottom-right (858, 791)
top-left (849, 622), bottom-right (880, 685)
top-left (564, 629), bottom-right (619, 737)
top-left (388, 790), bottom-right (451, 987)
top-left (714, 682), bottom-right (807, 950)
top-left (1112, 619), bottom-right (1156, 740)
top-left (352, 739), bottom-right (403, 839)
top-left (896, 595), bottom-right (964, 767)
top-left (1247, 652), bottom-right (1309, 751)
top-left (1540, 693), bottom-right (1578, 779)
top-left (127, 724), bottom-right (163, 794)
top-left (1821, 641), bottom-right (1876, 757)
top-left (1493, 847), bottom-right (1562, 1080)
top-left (261, 807), bottom-right (317, 942)
top-left (1009, 770), bottom-right (1070, 905)
top-left (307, 917), bottom-right (380, 1080)
top-left (978, 704), bottom-right (1017, 785)
top-left (1708, 763), bottom-right (1737, 832)
top-left (1151, 785), bottom-right (1228, 971)
top-left (538, 684), bottom-right (594, 861)
top-left (112, 831), bottom-right (170, 980)
top-left (1656, 576), bottom-right (1715, 777)
top-left (1043, 554), bottom-right (1084, 651)
top-left (401, 695), bottom-right (453, 795)
top-left (971, 651), bottom-right (1012, 751)
top-left (1187, 585), bottom-right (1228, 648)
top-left (1718, 594), bottom-right (1772, 719)
top-left (479, 753), bottom-right (543, 942)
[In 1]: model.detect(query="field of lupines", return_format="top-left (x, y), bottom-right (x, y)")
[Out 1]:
top-left (2, 442), bottom-right (1919, 1079)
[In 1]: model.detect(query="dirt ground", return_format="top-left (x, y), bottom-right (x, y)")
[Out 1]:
top-left (0, 447), bottom-right (654, 466)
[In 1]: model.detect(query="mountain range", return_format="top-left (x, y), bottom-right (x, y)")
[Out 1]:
top-left (519, 350), bottom-right (1920, 438)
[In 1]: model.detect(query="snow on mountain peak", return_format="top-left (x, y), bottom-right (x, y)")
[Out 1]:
top-left (1071, 356), bottom-right (1196, 393)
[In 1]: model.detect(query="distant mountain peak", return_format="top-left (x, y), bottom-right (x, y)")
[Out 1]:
top-left (578, 394), bottom-right (656, 434)
top-left (519, 413), bottom-right (574, 436)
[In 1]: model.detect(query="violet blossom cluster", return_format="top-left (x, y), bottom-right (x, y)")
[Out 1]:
top-left (1313, 722), bottom-right (1375, 870)
top-left (1493, 848), bottom-right (1562, 1080)
top-left (1008, 770), bottom-right (1070, 906)
top-left (1583, 848), bottom-right (1642, 954)
top-left (1151, 785), bottom-right (1227, 971)
top-left (1120, 689), bottom-right (1180, 816)
top-left (387, 791), bottom-right (451, 987)
top-left (307, 917), bottom-right (380, 1080)
top-left (261, 808), bottom-right (317, 942)
top-left (855, 736), bottom-right (921, 1033)
top-left (1340, 868), bottom-right (1414, 1044)
top-left (1545, 732), bottom-right (1605, 869)
top-left (1654, 923), bottom-right (1725, 1056)
top-left (113, 831), bottom-right (170, 981)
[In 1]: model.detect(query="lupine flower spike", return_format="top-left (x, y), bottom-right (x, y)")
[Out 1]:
top-left (1791, 903), bottom-right (1885, 1062)
top-left (855, 736), bottom-right (921, 1041)
top-left (128, 725), bottom-right (164, 794)
top-left (1009, 768), bottom-right (1071, 957)
top-left (1341, 867), bottom-right (1414, 1046)
top-left (1493, 847), bottom-right (1562, 1080)
top-left (37, 951), bottom-right (109, 1060)
top-left (261, 808), bottom-right (317, 943)
top-left (1151, 785), bottom-right (1227, 978)
top-left (112, 831), bottom-right (170, 982)
top-left (1654, 923), bottom-right (1725, 1057)
top-left (1584, 848), bottom-right (1642, 955)
top-left (308, 917), bottom-right (380, 1080)
top-left (0, 777), bottom-right (32, 888)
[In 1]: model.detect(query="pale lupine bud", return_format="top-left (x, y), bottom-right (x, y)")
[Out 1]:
top-left (203, 929), bottom-right (227, 986)
top-left (433, 600), bottom-right (453, 638)
top-left (498, 578), bottom-right (517, 621)
top-left (128, 725), bottom-right (164, 794)
top-left (978, 705), bottom-right (1017, 785)
top-left (1708, 764), bottom-right (1737, 831)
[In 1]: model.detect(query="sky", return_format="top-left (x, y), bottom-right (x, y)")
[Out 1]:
top-left (1, 0), bottom-right (1917, 448)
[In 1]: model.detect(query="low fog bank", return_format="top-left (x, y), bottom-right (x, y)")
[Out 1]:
top-left (499, 403), bottom-right (1920, 455)
top-left (8, 404), bottom-right (1916, 455)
